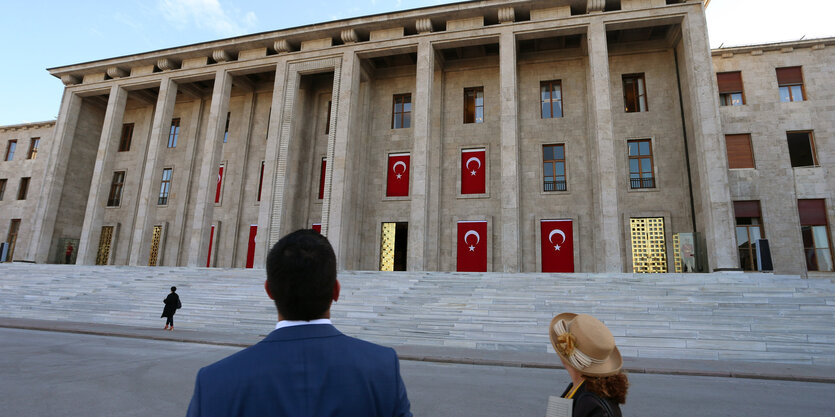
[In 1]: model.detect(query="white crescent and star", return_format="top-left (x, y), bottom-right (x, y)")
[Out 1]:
top-left (392, 160), bottom-right (407, 179)
top-left (466, 157), bottom-right (481, 176)
top-left (548, 229), bottom-right (566, 251)
top-left (464, 230), bottom-right (480, 252)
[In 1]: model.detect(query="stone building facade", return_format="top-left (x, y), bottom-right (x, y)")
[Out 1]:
top-left (0, 0), bottom-right (831, 276)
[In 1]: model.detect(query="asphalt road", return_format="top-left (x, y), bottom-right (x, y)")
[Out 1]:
top-left (1, 328), bottom-right (833, 417)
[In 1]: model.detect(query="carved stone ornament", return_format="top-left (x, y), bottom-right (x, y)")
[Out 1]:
top-left (587, 0), bottom-right (605, 13)
top-left (156, 58), bottom-right (178, 71)
top-left (273, 39), bottom-right (292, 54)
top-left (106, 67), bottom-right (128, 79)
top-left (212, 49), bottom-right (231, 62)
top-left (416, 18), bottom-right (433, 34)
top-left (61, 74), bottom-right (81, 86)
top-left (340, 29), bottom-right (358, 44)
top-left (498, 6), bottom-right (515, 23)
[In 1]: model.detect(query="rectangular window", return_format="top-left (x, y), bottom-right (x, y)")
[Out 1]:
top-left (787, 131), bottom-right (817, 167)
top-left (107, 171), bottom-right (126, 207)
top-left (392, 94), bottom-right (412, 129)
top-left (119, 124), bottom-right (134, 152)
top-left (158, 168), bottom-right (172, 205)
top-left (717, 71), bottom-right (744, 106)
top-left (798, 199), bottom-right (833, 272)
top-left (622, 74), bottom-right (648, 113)
top-left (215, 164), bottom-right (224, 204)
top-left (777, 66), bottom-right (805, 102)
top-left (540, 80), bottom-right (563, 118)
top-left (27, 138), bottom-right (40, 159)
top-left (318, 158), bottom-right (326, 200)
top-left (725, 134), bottom-right (755, 169)
top-left (167, 118), bottom-right (180, 148)
top-left (734, 201), bottom-right (764, 271)
top-left (464, 87), bottom-right (484, 124)
top-left (0, 178), bottom-right (6, 200)
top-left (4, 140), bottom-right (16, 161)
top-left (628, 139), bottom-right (655, 189)
top-left (325, 101), bottom-right (332, 134)
top-left (223, 112), bottom-right (230, 143)
top-left (17, 177), bottom-right (30, 200)
top-left (257, 161), bottom-right (265, 202)
top-left (542, 144), bottom-right (566, 192)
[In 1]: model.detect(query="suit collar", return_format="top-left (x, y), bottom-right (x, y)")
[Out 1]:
top-left (262, 323), bottom-right (342, 342)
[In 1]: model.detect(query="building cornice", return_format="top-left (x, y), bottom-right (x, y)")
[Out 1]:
top-left (0, 120), bottom-right (57, 132)
top-left (711, 37), bottom-right (835, 56)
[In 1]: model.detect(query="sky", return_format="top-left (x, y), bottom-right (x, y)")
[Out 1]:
top-left (0, 0), bottom-right (832, 125)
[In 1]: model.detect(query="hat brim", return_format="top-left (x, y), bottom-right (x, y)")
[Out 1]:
top-left (549, 313), bottom-right (623, 377)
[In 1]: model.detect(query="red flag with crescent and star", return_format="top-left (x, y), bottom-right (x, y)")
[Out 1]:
top-left (461, 148), bottom-right (486, 194)
top-left (541, 219), bottom-right (574, 272)
top-left (386, 153), bottom-right (410, 197)
top-left (215, 164), bottom-right (224, 203)
top-left (457, 221), bottom-right (487, 272)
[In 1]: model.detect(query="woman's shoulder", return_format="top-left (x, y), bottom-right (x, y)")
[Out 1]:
top-left (574, 390), bottom-right (621, 417)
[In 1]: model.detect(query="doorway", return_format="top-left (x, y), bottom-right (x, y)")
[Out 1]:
top-left (380, 222), bottom-right (408, 271)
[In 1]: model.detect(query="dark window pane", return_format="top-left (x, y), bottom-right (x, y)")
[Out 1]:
top-left (629, 159), bottom-right (639, 173)
top-left (544, 162), bottom-right (553, 174)
top-left (787, 132), bottom-right (815, 167)
top-left (801, 226), bottom-right (814, 247)
top-left (554, 146), bottom-right (564, 160)
top-left (543, 146), bottom-right (553, 161)
top-left (639, 141), bottom-right (650, 156)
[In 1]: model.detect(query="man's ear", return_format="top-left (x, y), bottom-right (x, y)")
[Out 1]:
top-left (264, 280), bottom-right (274, 300)
top-left (333, 279), bottom-right (340, 303)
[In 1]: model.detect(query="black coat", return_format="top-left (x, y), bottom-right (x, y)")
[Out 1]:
top-left (561, 382), bottom-right (622, 417)
top-left (161, 293), bottom-right (181, 318)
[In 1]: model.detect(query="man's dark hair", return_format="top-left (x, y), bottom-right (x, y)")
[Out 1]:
top-left (171, 286), bottom-right (177, 292)
top-left (266, 229), bottom-right (337, 320)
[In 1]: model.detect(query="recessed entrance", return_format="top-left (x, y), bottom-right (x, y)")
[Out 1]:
top-left (379, 222), bottom-right (408, 271)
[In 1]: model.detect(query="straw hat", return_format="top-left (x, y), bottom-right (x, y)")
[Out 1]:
top-left (549, 313), bottom-right (622, 377)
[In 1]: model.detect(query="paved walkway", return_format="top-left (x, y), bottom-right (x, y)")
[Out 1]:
top-left (2, 264), bottom-right (834, 372)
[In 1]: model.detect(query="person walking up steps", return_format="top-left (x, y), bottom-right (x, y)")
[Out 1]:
top-left (161, 286), bottom-right (181, 331)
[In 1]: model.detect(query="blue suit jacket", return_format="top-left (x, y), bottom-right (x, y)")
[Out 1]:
top-left (186, 324), bottom-right (411, 417)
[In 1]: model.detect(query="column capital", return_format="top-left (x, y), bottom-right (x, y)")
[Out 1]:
top-left (416, 18), bottom-right (433, 34)
top-left (273, 39), bottom-right (294, 54)
top-left (156, 58), bottom-right (179, 71)
top-left (498, 6), bottom-right (515, 23)
top-left (106, 67), bottom-right (128, 79)
top-left (61, 74), bottom-right (80, 86)
top-left (587, 0), bottom-right (606, 13)
top-left (340, 29), bottom-right (359, 44)
top-left (212, 49), bottom-right (232, 63)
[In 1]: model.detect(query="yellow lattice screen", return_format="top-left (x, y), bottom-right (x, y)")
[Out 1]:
top-left (673, 233), bottom-right (682, 273)
top-left (96, 226), bottom-right (114, 265)
top-left (149, 225), bottom-right (162, 266)
top-left (630, 217), bottom-right (667, 273)
top-left (379, 223), bottom-right (396, 271)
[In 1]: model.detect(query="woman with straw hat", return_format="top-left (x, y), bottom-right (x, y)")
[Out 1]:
top-left (549, 313), bottom-right (628, 417)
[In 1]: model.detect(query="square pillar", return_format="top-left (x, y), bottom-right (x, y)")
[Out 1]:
top-left (407, 39), bottom-right (434, 271)
top-left (76, 85), bottom-right (128, 264)
top-left (499, 31), bottom-right (522, 272)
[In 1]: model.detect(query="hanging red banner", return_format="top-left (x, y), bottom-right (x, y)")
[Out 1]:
top-left (245, 225), bottom-right (257, 269)
top-left (318, 158), bottom-right (326, 199)
top-left (386, 153), bottom-right (410, 197)
top-left (312, 223), bottom-right (321, 233)
top-left (461, 149), bottom-right (486, 194)
top-left (457, 221), bottom-right (487, 272)
top-left (541, 220), bottom-right (574, 273)
top-left (215, 165), bottom-right (224, 203)
top-left (206, 225), bottom-right (215, 267)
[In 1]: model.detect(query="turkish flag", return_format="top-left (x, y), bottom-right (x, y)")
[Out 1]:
top-left (386, 153), bottom-right (410, 197)
top-left (206, 225), bottom-right (215, 267)
top-left (461, 149), bottom-right (486, 194)
top-left (457, 221), bottom-right (487, 272)
top-left (318, 158), bottom-right (326, 200)
top-left (245, 225), bottom-right (257, 269)
top-left (541, 220), bottom-right (574, 273)
top-left (312, 223), bottom-right (321, 233)
top-left (215, 165), bottom-right (224, 203)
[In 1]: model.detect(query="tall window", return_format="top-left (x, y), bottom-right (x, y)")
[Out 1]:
top-left (540, 80), bottom-right (563, 118)
top-left (628, 139), bottom-right (655, 189)
top-left (27, 138), bottom-right (40, 159)
top-left (257, 161), bottom-right (265, 202)
top-left (4, 140), bottom-right (16, 161)
top-left (223, 112), bottom-right (230, 143)
top-left (119, 123), bottom-right (134, 152)
top-left (798, 199), bottom-right (833, 272)
top-left (107, 171), bottom-right (126, 207)
top-left (622, 74), bottom-right (648, 112)
top-left (158, 168), bottom-right (172, 205)
top-left (464, 87), bottom-right (484, 124)
top-left (324, 101), bottom-right (332, 134)
top-left (392, 94), bottom-right (412, 129)
top-left (777, 66), bottom-right (805, 102)
top-left (717, 71), bottom-right (744, 106)
top-left (0, 178), bottom-right (6, 200)
top-left (725, 134), bottom-right (755, 169)
top-left (787, 131), bottom-right (817, 167)
top-left (542, 144), bottom-right (566, 192)
top-left (167, 118), bottom-right (180, 148)
top-left (734, 201), bottom-right (764, 271)
top-left (17, 177), bottom-right (30, 200)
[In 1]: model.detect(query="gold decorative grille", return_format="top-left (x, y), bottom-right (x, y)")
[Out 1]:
top-left (149, 225), bottom-right (162, 266)
top-left (96, 226), bottom-right (114, 265)
top-left (630, 217), bottom-right (667, 273)
top-left (673, 233), bottom-right (682, 273)
top-left (379, 223), bottom-right (396, 271)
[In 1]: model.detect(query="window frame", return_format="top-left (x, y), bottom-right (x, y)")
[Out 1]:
top-left (798, 199), bottom-right (834, 272)
top-left (107, 171), bottom-right (126, 207)
top-left (777, 66), bottom-right (806, 102)
top-left (167, 118), bottom-right (180, 148)
top-left (158, 168), bottom-right (173, 205)
top-left (540, 80), bottom-right (564, 119)
top-left (391, 93), bottom-right (412, 129)
top-left (786, 130), bottom-right (818, 168)
top-left (118, 123), bottom-right (134, 152)
top-left (27, 138), bottom-right (40, 160)
top-left (324, 100), bottom-right (332, 135)
top-left (734, 201), bottom-right (765, 272)
top-left (622, 73), bottom-right (648, 113)
top-left (463, 87), bottom-right (484, 124)
top-left (5, 140), bottom-right (16, 161)
top-left (223, 112), bottom-right (230, 143)
top-left (0, 178), bottom-right (6, 200)
top-left (725, 133), bottom-right (755, 169)
top-left (17, 177), bottom-right (30, 200)
top-left (542, 144), bottom-right (567, 192)
top-left (717, 71), bottom-right (745, 107)
top-left (627, 139), bottom-right (656, 189)
top-left (257, 161), bottom-right (265, 202)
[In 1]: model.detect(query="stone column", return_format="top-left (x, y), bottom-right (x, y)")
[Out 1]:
top-left (187, 69), bottom-right (233, 267)
top-left (173, 97), bottom-right (206, 265)
top-left (407, 39), bottom-right (434, 271)
top-left (323, 52), bottom-right (361, 268)
top-left (679, 8), bottom-right (739, 270)
top-left (129, 77), bottom-right (178, 266)
top-left (229, 91), bottom-right (256, 267)
top-left (76, 85), bottom-right (128, 264)
top-left (27, 89), bottom-right (83, 263)
top-left (499, 31), bottom-right (522, 272)
top-left (586, 21), bottom-right (624, 272)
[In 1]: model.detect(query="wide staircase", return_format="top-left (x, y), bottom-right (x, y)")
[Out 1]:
top-left (1, 264), bottom-right (834, 365)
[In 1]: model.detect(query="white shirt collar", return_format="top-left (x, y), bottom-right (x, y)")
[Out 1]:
top-left (275, 318), bottom-right (332, 330)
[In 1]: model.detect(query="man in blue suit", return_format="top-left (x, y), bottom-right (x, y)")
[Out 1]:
top-left (187, 229), bottom-right (412, 416)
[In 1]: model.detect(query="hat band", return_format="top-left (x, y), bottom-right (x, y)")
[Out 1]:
top-left (554, 320), bottom-right (606, 371)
